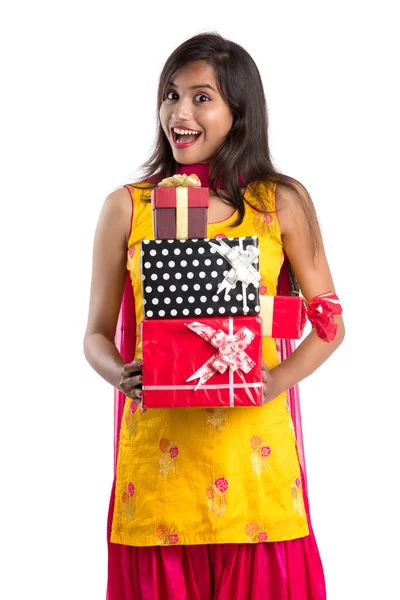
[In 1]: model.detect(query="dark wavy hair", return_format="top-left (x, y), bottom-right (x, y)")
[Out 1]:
top-left (132, 32), bottom-right (321, 292)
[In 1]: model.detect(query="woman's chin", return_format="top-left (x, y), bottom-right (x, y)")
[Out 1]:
top-left (172, 149), bottom-right (211, 165)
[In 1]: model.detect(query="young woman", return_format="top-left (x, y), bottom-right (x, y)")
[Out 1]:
top-left (84, 32), bottom-right (345, 600)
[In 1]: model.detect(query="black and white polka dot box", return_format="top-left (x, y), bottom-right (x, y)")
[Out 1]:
top-left (140, 237), bottom-right (261, 319)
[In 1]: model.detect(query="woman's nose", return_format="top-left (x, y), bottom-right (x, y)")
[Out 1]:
top-left (172, 97), bottom-right (192, 120)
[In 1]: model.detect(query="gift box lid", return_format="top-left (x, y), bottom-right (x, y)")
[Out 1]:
top-left (151, 187), bottom-right (209, 209)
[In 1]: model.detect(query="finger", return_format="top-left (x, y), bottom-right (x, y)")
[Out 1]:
top-left (261, 361), bottom-right (270, 374)
top-left (130, 386), bottom-right (143, 399)
top-left (119, 379), bottom-right (142, 398)
top-left (127, 374), bottom-right (143, 388)
top-left (262, 383), bottom-right (270, 404)
top-left (122, 359), bottom-right (143, 374)
top-left (121, 374), bottom-right (143, 394)
top-left (135, 389), bottom-right (147, 413)
top-left (126, 388), bottom-right (142, 401)
top-left (122, 360), bottom-right (143, 375)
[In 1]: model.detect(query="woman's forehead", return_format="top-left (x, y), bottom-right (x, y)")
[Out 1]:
top-left (170, 60), bottom-right (217, 87)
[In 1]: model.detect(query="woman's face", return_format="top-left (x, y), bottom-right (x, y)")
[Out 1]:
top-left (159, 60), bottom-right (233, 164)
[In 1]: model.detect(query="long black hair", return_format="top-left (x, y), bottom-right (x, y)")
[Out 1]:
top-left (133, 32), bottom-right (321, 293)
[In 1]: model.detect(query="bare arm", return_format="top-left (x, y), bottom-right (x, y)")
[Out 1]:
top-left (263, 180), bottom-right (345, 402)
top-left (83, 186), bottom-right (134, 390)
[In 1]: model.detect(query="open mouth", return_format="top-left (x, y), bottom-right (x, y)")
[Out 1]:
top-left (171, 127), bottom-right (202, 147)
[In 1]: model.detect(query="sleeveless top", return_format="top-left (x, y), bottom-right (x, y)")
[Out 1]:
top-left (110, 180), bottom-right (309, 546)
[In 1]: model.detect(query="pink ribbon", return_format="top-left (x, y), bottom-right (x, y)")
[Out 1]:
top-left (306, 291), bottom-right (343, 342)
top-left (185, 321), bottom-right (256, 390)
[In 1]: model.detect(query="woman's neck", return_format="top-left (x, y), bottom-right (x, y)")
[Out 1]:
top-left (176, 163), bottom-right (210, 187)
top-left (176, 162), bottom-right (244, 188)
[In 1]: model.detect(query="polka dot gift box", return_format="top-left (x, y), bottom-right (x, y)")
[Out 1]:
top-left (140, 237), bottom-right (261, 319)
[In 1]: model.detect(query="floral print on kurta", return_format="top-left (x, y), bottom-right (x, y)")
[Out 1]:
top-left (259, 277), bottom-right (268, 296)
top-left (250, 204), bottom-right (274, 237)
top-left (124, 400), bottom-right (138, 438)
top-left (121, 482), bottom-right (136, 521)
top-left (250, 435), bottom-right (272, 476)
top-left (155, 524), bottom-right (179, 545)
top-left (207, 478), bottom-right (229, 518)
top-left (159, 439), bottom-right (179, 478)
top-left (206, 408), bottom-right (227, 432)
top-left (245, 522), bottom-right (268, 543)
top-left (127, 246), bottom-right (135, 270)
top-left (291, 478), bottom-right (304, 516)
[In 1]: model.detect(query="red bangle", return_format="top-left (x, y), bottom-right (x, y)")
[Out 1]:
top-left (305, 291), bottom-right (343, 342)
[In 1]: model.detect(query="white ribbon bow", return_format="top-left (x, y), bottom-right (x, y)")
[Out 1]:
top-left (185, 321), bottom-right (256, 390)
top-left (208, 239), bottom-right (261, 300)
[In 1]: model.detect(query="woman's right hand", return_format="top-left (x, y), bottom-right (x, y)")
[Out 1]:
top-left (118, 359), bottom-right (143, 404)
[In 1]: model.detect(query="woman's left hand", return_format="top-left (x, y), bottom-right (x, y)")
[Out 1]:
top-left (262, 361), bottom-right (276, 405)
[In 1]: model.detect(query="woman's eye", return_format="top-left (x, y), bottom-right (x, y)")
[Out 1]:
top-left (195, 93), bottom-right (210, 103)
top-left (165, 91), bottom-right (178, 100)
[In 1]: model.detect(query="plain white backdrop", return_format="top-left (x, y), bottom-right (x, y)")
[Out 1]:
top-left (1, 1), bottom-right (399, 598)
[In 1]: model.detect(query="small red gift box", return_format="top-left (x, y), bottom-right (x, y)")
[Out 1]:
top-left (151, 185), bottom-right (209, 240)
top-left (260, 296), bottom-right (306, 339)
top-left (142, 316), bottom-right (263, 408)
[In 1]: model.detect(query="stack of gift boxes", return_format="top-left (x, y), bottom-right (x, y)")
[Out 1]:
top-left (140, 175), bottom-right (306, 409)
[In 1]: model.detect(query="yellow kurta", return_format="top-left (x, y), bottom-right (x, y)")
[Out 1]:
top-left (110, 180), bottom-right (309, 546)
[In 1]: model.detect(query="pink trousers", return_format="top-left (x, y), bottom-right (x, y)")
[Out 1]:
top-left (106, 473), bottom-right (326, 600)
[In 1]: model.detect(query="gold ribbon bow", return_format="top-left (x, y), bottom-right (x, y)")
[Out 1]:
top-left (158, 173), bottom-right (201, 188)
top-left (158, 174), bottom-right (201, 239)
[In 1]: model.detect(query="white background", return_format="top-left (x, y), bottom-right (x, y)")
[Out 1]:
top-left (1, 1), bottom-right (399, 598)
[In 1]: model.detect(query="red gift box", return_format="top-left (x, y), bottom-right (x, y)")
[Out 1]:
top-left (151, 186), bottom-right (209, 240)
top-left (142, 316), bottom-right (263, 408)
top-left (260, 296), bottom-right (307, 339)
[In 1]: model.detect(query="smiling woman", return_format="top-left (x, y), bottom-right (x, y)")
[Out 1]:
top-left (84, 31), bottom-right (344, 600)
top-left (160, 61), bottom-right (233, 157)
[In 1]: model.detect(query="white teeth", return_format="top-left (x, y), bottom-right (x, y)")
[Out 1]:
top-left (173, 127), bottom-right (200, 135)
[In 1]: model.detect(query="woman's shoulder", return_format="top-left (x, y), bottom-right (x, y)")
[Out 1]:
top-left (103, 185), bottom-right (133, 215)
top-left (105, 181), bottom-right (153, 207)
top-left (275, 174), bottom-right (310, 200)
top-left (97, 186), bottom-right (133, 247)
top-left (274, 175), bottom-right (316, 236)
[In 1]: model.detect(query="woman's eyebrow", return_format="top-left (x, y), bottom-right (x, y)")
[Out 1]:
top-left (168, 81), bottom-right (217, 92)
